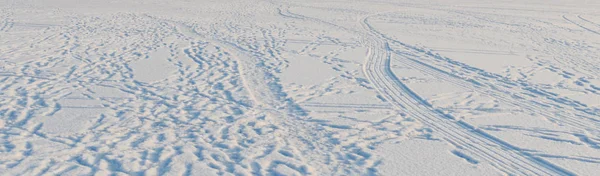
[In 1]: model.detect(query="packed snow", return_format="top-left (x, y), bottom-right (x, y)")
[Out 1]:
top-left (1, 0), bottom-right (600, 175)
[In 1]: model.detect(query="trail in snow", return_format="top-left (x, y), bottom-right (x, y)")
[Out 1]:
top-left (360, 13), bottom-right (572, 175)
top-left (1, 0), bottom-right (600, 175)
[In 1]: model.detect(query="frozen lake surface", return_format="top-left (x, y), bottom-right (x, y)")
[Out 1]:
top-left (1, 0), bottom-right (600, 175)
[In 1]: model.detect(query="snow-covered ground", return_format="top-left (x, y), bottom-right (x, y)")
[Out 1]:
top-left (1, 0), bottom-right (600, 175)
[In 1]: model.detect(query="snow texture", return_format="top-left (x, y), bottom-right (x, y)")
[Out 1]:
top-left (1, 0), bottom-right (600, 175)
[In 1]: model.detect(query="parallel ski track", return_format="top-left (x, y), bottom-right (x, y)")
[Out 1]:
top-left (275, 5), bottom-right (578, 175)
top-left (563, 15), bottom-right (600, 36)
top-left (391, 53), bottom-right (600, 136)
top-left (360, 14), bottom-right (573, 175)
top-left (373, 14), bottom-right (600, 136)
top-left (347, 7), bottom-right (600, 137)
top-left (578, 15), bottom-right (600, 28)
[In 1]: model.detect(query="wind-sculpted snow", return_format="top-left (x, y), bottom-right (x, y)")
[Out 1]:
top-left (1, 0), bottom-right (600, 175)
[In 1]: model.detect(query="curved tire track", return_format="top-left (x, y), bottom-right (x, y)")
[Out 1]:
top-left (563, 15), bottom-right (600, 36)
top-left (360, 14), bottom-right (574, 176)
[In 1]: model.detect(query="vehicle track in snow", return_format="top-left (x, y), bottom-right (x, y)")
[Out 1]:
top-left (563, 15), bottom-right (600, 36)
top-left (274, 4), bottom-right (590, 174)
top-left (2, 1), bottom-right (599, 175)
top-left (389, 49), bottom-right (600, 136)
top-left (362, 10), bottom-right (600, 138)
top-left (359, 13), bottom-right (574, 175)
top-left (578, 15), bottom-right (600, 28)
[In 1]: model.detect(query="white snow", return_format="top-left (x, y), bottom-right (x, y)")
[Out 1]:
top-left (1, 0), bottom-right (600, 175)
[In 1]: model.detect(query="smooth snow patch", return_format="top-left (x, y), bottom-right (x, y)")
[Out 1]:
top-left (130, 47), bottom-right (176, 83)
